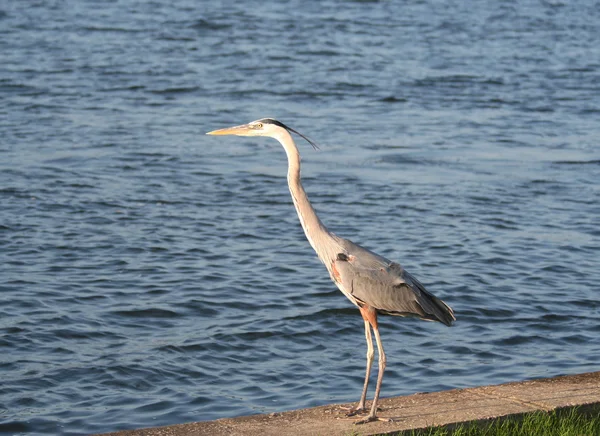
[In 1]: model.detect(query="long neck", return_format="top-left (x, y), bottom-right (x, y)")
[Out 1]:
top-left (274, 130), bottom-right (340, 264)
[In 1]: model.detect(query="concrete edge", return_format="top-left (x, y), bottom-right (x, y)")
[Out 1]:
top-left (98, 371), bottom-right (600, 436)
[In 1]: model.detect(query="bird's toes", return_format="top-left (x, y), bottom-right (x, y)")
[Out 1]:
top-left (353, 416), bottom-right (375, 425)
top-left (353, 415), bottom-right (392, 425)
top-left (344, 407), bottom-right (367, 417)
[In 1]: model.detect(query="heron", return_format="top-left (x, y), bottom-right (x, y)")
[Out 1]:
top-left (207, 118), bottom-right (455, 424)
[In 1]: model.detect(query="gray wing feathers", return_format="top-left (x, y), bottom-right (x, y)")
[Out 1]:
top-left (334, 241), bottom-right (455, 326)
top-left (400, 269), bottom-right (455, 326)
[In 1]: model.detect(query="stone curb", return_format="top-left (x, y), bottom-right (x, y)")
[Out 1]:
top-left (98, 371), bottom-right (600, 436)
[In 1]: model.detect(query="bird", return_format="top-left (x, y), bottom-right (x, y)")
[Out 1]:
top-left (206, 118), bottom-right (455, 424)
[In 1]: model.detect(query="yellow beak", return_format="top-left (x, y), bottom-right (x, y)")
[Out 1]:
top-left (206, 124), bottom-right (251, 136)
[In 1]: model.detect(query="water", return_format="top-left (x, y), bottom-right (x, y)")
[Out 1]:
top-left (1, 0), bottom-right (599, 434)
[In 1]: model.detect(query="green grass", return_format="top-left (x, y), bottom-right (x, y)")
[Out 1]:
top-left (401, 408), bottom-right (600, 436)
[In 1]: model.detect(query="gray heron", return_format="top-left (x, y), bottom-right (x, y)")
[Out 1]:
top-left (207, 118), bottom-right (455, 423)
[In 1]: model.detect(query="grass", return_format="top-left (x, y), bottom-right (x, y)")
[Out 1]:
top-left (399, 407), bottom-right (600, 436)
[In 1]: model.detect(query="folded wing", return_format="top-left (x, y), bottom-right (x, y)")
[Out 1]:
top-left (333, 240), bottom-right (455, 326)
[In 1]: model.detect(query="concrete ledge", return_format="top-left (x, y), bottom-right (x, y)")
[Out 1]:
top-left (99, 371), bottom-right (600, 436)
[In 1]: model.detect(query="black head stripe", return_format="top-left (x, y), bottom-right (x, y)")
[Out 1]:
top-left (260, 118), bottom-right (287, 128)
top-left (259, 118), bottom-right (320, 150)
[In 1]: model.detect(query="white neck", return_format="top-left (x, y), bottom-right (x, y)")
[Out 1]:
top-left (272, 129), bottom-right (340, 265)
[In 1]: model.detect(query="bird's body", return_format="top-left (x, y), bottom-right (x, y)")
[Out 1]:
top-left (331, 239), bottom-right (454, 326)
top-left (207, 118), bottom-right (455, 423)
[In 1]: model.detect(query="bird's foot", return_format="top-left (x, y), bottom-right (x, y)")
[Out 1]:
top-left (353, 415), bottom-right (392, 425)
top-left (343, 407), bottom-right (367, 417)
top-left (341, 404), bottom-right (384, 417)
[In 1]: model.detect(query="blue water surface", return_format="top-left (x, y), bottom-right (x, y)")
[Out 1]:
top-left (1, 1), bottom-right (599, 434)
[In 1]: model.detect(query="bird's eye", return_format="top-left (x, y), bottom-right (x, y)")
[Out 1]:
top-left (254, 123), bottom-right (263, 129)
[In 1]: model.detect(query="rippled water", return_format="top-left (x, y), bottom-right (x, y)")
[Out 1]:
top-left (2, 1), bottom-right (600, 435)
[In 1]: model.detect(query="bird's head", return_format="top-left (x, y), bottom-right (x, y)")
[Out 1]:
top-left (207, 118), bottom-right (319, 149)
top-left (206, 118), bottom-right (280, 137)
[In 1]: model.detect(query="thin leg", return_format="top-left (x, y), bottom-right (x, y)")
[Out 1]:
top-left (355, 324), bottom-right (390, 424)
top-left (346, 320), bottom-right (374, 416)
top-left (369, 326), bottom-right (386, 418)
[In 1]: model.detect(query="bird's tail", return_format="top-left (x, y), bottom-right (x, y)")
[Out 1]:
top-left (426, 293), bottom-right (455, 327)
top-left (404, 270), bottom-right (456, 326)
